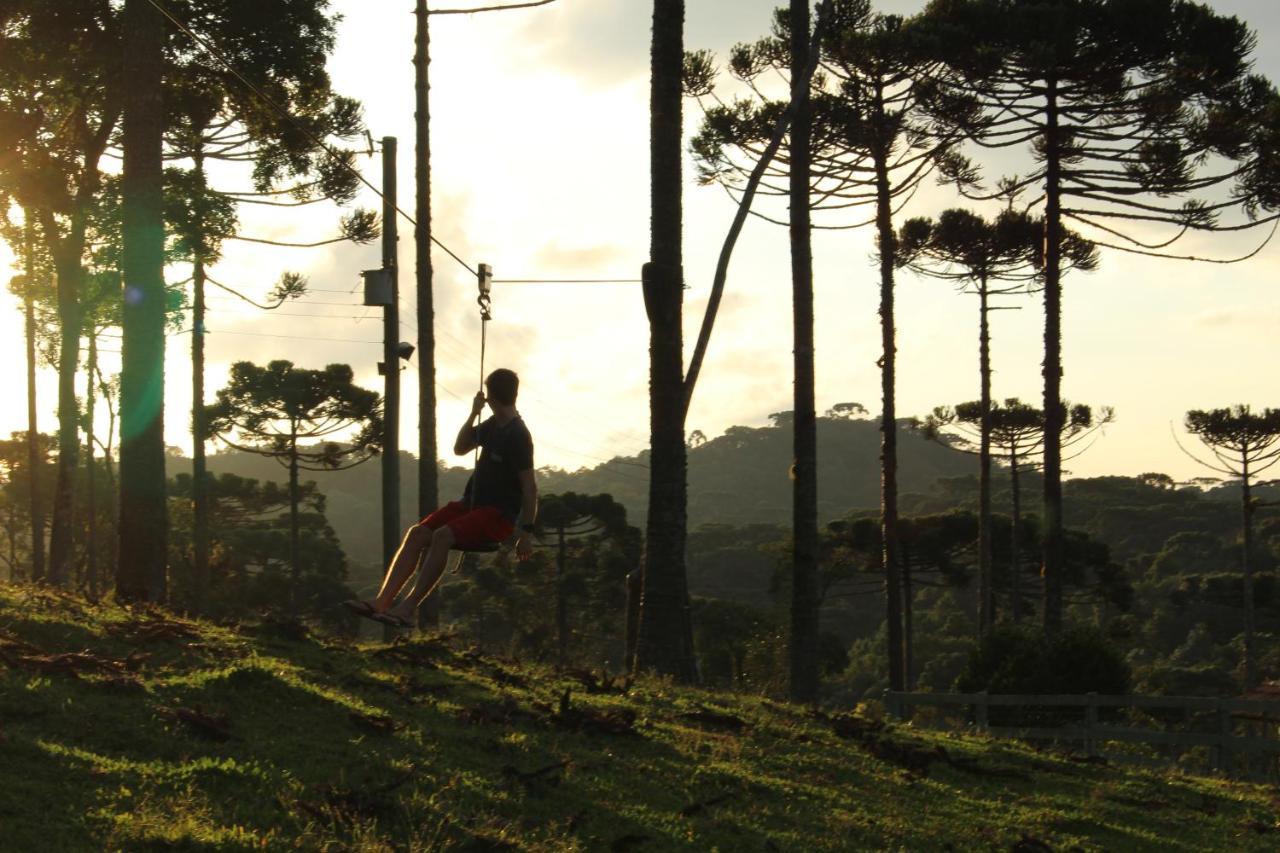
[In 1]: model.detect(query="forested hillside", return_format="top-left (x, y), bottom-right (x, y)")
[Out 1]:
top-left (191, 413), bottom-right (1275, 574)
top-left (194, 413), bottom-right (976, 569)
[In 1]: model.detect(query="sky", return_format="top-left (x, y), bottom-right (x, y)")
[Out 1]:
top-left (1, 0), bottom-right (1279, 482)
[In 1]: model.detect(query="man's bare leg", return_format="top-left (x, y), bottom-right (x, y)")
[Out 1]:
top-left (370, 524), bottom-right (432, 612)
top-left (385, 525), bottom-right (457, 622)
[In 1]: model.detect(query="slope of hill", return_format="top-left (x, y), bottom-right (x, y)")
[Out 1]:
top-left (1, 583), bottom-right (1276, 851)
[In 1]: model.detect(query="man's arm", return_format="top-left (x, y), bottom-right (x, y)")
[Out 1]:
top-left (515, 468), bottom-right (538, 561)
top-left (454, 392), bottom-right (485, 455)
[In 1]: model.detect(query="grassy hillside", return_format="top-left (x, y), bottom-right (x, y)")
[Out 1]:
top-left (1, 583), bottom-right (1276, 852)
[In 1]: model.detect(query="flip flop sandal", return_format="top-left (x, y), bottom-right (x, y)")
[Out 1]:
top-left (371, 611), bottom-right (415, 629)
top-left (342, 600), bottom-right (381, 621)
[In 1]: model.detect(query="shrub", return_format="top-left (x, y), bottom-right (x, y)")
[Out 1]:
top-left (956, 624), bottom-right (1130, 726)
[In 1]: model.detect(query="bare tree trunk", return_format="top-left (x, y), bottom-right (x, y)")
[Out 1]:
top-left (873, 131), bottom-right (904, 692)
top-left (787, 0), bottom-right (820, 705)
top-left (1041, 79), bottom-right (1065, 634)
top-left (415, 0), bottom-right (442, 632)
top-left (902, 548), bottom-right (914, 692)
top-left (624, 566), bottom-right (641, 672)
top-left (191, 151), bottom-right (211, 611)
top-left (556, 525), bottom-right (568, 667)
top-left (1241, 453), bottom-right (1256, 689)
top-left (1010, 448), bottom-right (1023, 623)
top-left (117, 0), bottom-right (168, 603)
top-left (86, 333), bottom-right (98, 598)
top-left (289, 439), bottom-right (301, 608)
top-left (5, 500), bottom-right (16, 581)
top-left (99, 365), bottom-right (119, 583)
top-left (635, 0), bottom-right (695, 682)
top-left (23, 223), bottom-right (45, 583)
top-left (978, 279), bottom-right (993, 633)
top-left (47, 245), bottom-right (82, 587)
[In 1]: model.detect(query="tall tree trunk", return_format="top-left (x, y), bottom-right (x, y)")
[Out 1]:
top-left (288, 443), bottom-right (301, 608)
top-left (5, 502), bottom-right (15, 581)
top-left (873, 136), bottom-right (904, 692)
top-left (1241, 452), bottom-right (1256, 689)
top-left (556, 525), bottom-right (568, 667)
top-left (978, 279), bottom-right (993, 633)
top-left (1041, 79), bottom-right (1065, 634)
top-left (635, 0), bottom-right (695, 682)
top-left (100, 367), bottom-right (119, 583)
top-left (415, 0), bottom-right (442, 632)
top-left (902, 547), bottom-right (914, 692)
top-left (1010, 448), bottom-right (1023, 622)
top-left (624, 566), bottom-right (642, 672)
top-left (191, 151), bottom-right (211, 610)
top-left (118, 0), bottom-right (168, 603)
top-left (47, 244), bottom-right (81, 587)
top-left (86, 332), bottom-right (98, 598)
top-left (23, 223), bottom-right (45, 583)
top-left (788, 0), bottom-right (820, 704)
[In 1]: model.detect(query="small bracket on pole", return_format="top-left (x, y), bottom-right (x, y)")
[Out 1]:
top-left (477, 263), bottom-right (493, 321)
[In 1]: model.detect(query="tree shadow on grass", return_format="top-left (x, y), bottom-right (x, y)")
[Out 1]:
top-left (1, 616), bottom-right (107, 655)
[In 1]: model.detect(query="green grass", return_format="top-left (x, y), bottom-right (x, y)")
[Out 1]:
top-left (0, 582), bottom-right (1276, 852)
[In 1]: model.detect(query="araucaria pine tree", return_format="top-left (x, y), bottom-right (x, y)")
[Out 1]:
top-left (921, 398), bottom-right (1113, 622)
top-left (1180, 406), bottom-right (1280, 689)
top-left (897, 208), bottom-right (1097, 633)
top-left (204, 361), bottom-right (382, 604)
top-left (922, 0), bottom-right (1278, 633)
top-left (690, 0), bottom-right (975, 693)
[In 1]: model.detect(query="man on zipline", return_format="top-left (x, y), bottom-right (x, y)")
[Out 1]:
top-left (345, 368), bottom-right (537, 628)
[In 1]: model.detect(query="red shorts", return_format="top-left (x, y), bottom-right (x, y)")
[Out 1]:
top-left (419, 501), bottom-right (513, 549)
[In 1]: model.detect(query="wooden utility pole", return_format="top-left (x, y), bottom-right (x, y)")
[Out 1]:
top-left (381, 137), bottom-right (401, 579)
top-left (414, 0), bottom-right (442, 629)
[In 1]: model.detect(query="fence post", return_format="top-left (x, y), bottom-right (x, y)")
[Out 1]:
top-left (1084, 692), bottom-right (1098, 757)
top-left (1215, 698), bottom-right (1233, 775)
top-left (975, 691), bottom-right (989, 734)
top-left (882, 689), bottom-right (901, 721)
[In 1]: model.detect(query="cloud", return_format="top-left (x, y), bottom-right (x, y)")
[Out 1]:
top-left (1196, 309), bottom-right (1280, 330)
top-left (505, 0), bottom-right (650, 88)
top-left (504, 0), bottom-right (859, 89)
top-left (533, 241), bottom-right (631, 272)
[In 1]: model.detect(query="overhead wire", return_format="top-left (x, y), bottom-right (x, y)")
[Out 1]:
top-left (148, 0), bottom-right (642, 289)
top-left (492, 278), bottom-right (642, 284)
top-left (147, 0), bottom-right (653, 480)
top-left (202, 329), bottom-right (382, 344)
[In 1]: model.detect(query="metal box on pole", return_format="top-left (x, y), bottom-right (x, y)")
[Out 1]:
top-left (361, 269), bottom-right (393, 307)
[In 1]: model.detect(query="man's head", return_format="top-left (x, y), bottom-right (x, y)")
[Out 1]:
top-left (485, 368), bottom-right (519, 407)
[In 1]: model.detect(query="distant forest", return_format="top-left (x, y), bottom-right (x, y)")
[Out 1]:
top-left (194, 412), bottom-right (976, 570)
top-left (189, 410), bottom-right (1276, 587)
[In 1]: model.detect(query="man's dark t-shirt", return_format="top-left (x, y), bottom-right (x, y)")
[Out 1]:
top-left (462, 415), bottom-right (534, 521)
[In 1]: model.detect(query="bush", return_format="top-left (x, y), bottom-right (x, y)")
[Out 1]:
top-left (956, 624), bottom-right (1130, 726)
